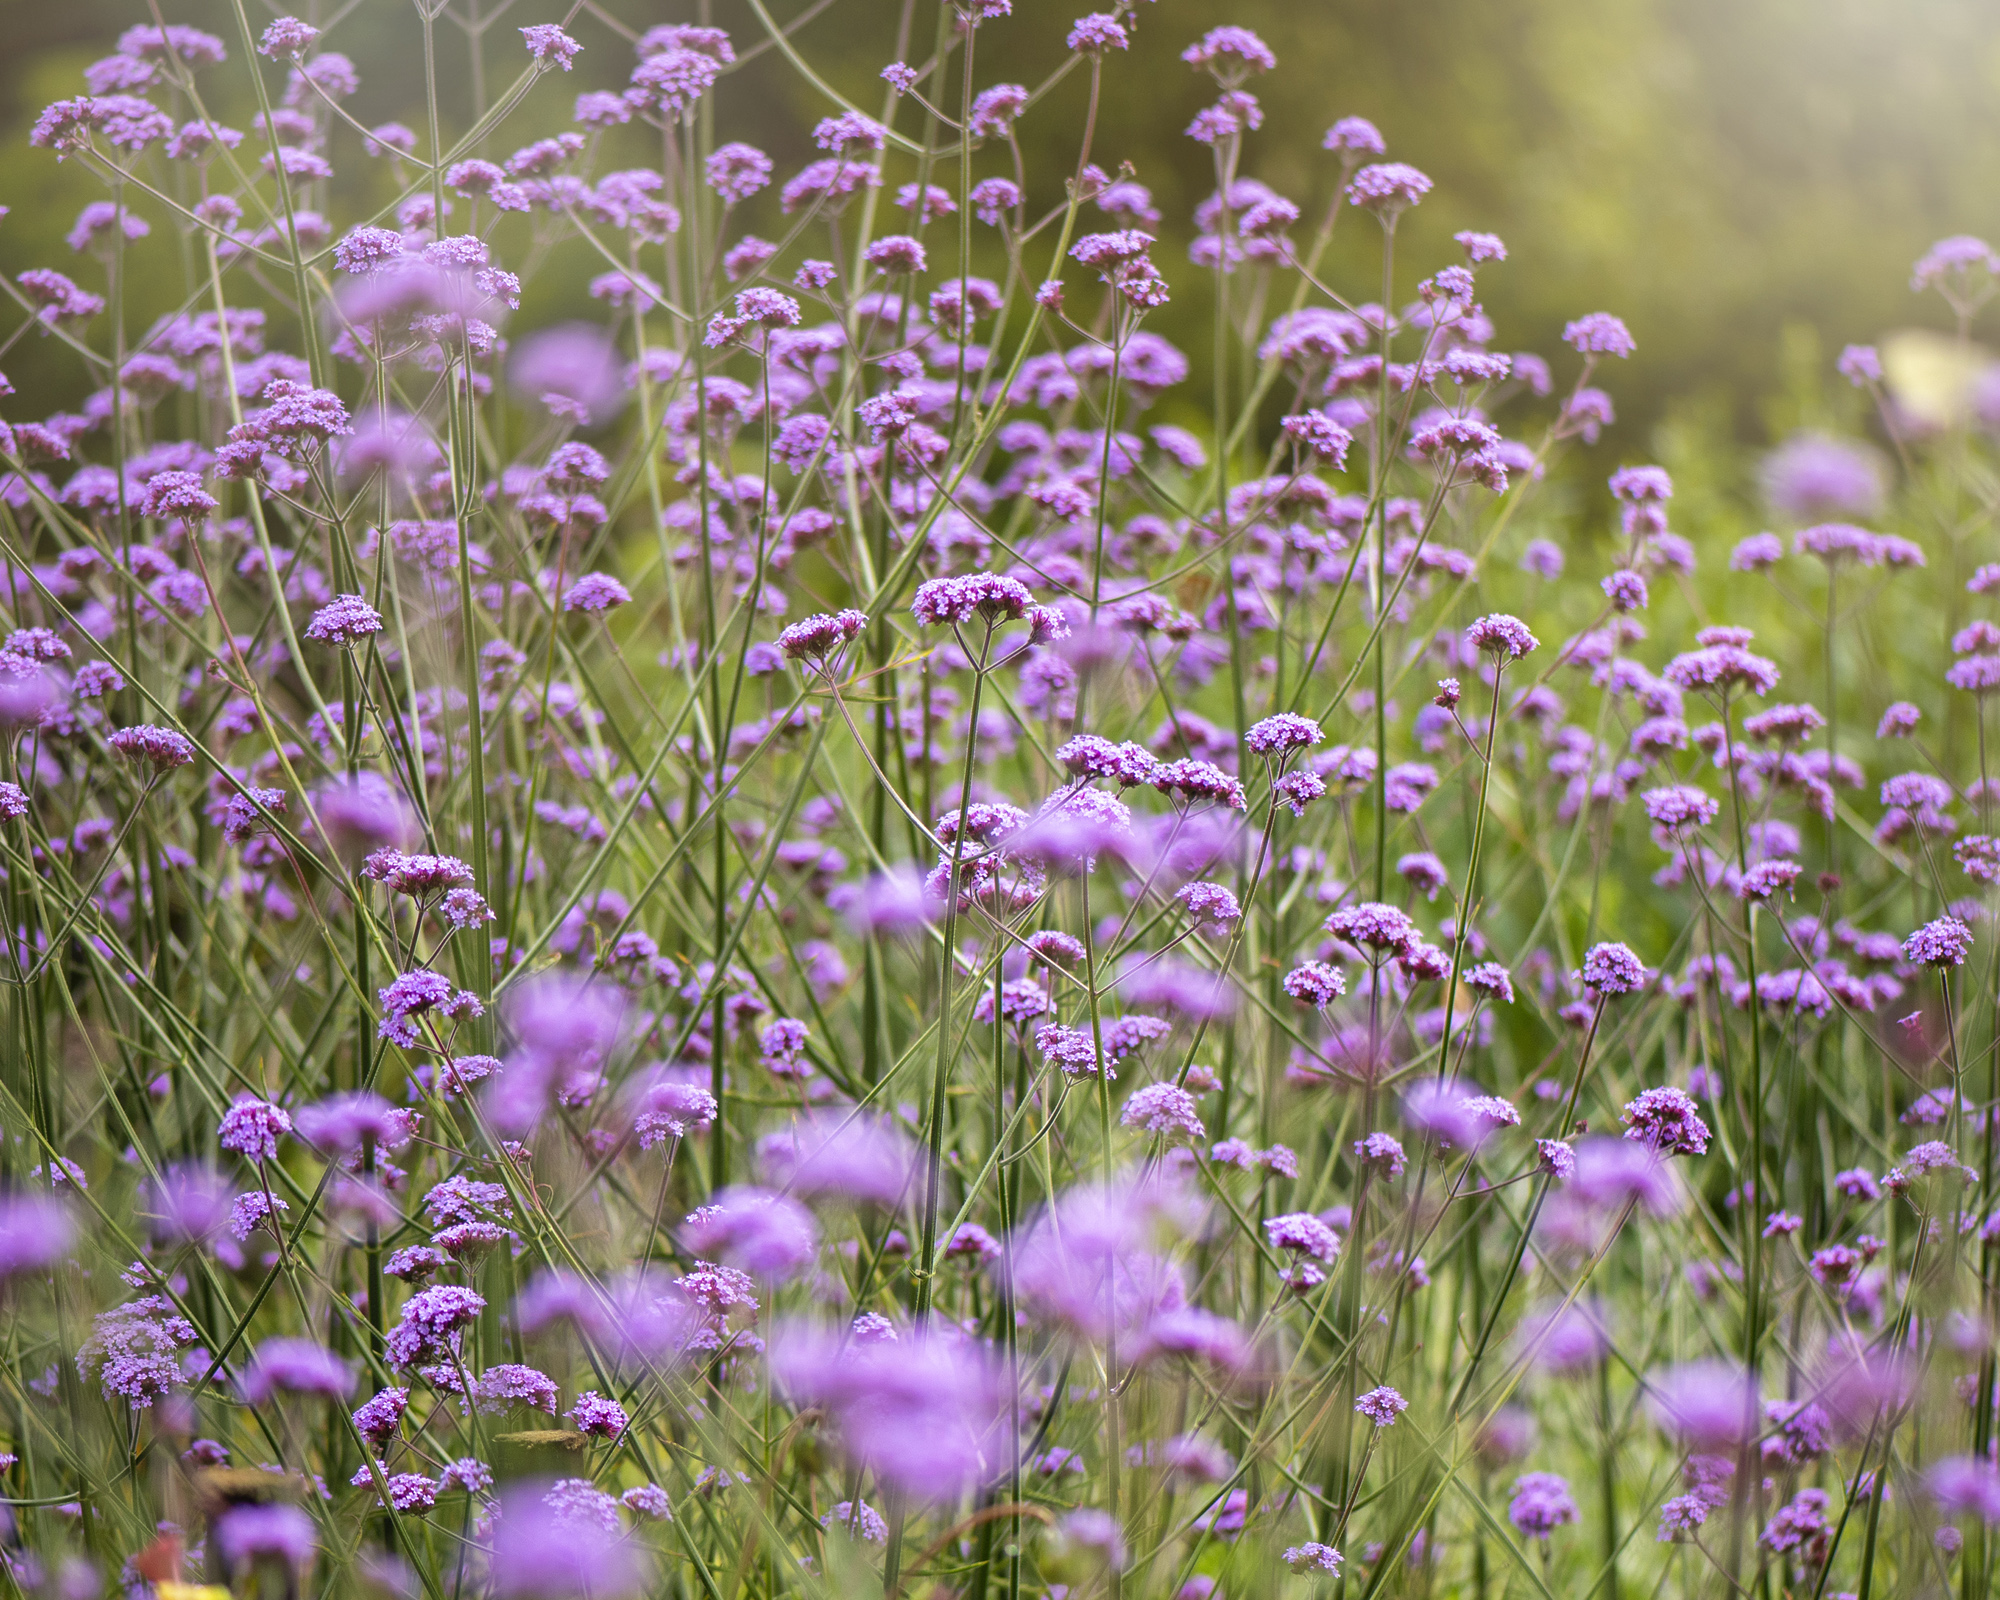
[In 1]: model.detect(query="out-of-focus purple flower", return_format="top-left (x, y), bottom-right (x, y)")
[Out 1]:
top-left (1646, 1362), bottom-right (1757, 1450)
top-left (681, 1187), bottom-right (818, 1278)
top-left (1515, 1300), bottom-right (1610, 1373)
top-left (0, 1193), bottom-right (74, 1277)
top-left (216, 1503), bottom-right (316, 1574)
top-left (1760, 434), bottom-right (1884, 521)
top-left (757, 1111), bottom-right (916, 1207)
top-left (1508, 1473), bottom-right (1578, 1539)
top-left (1117, 955), bottom-right (1236, 1020)
top-left (1562, 313), bottom-right (1635, 358)
top-left (240, 1337), bottom-right (354, 1403)
top-left (1567, 1137), bottom-right (1680, 1215)
top-left (1814, 1344), bottom-right (1916, 1441)
top-left (491, 1483), bottom-right (647, 1596)
top-left (140, 1166), bottom-right (229, 1245)
top-left (489, 973), bottom-right (625, 1134)
top-left (1347, 163), bottom-right (1431, 216)
top-left (1928, 1457), bottom-right (2000, 1523)
top-left (1731, 531), bottom-right (1784, 571)
top-left (511, 323), bottom-right (624, 422)
top-left (833, 865), bottom-right (933, 934)
top-left (293, 1092), bottom-right (412, 1156)
top-left (1838, 344), bottom-right (1882, 385)
top-left (1010, 1176), bottom-right (1201, 1343)
top-left (310, 773), bottom-right (417, 864)
top-left (1877, 702), bottom-right (1921, 738)
top-left (1401, 1082), bottom-right (1514, 1150)
top-left (770, 1321), bottom-right (1010, 1500)
top-left (1056, 1507), bottom-right (1128, 1569)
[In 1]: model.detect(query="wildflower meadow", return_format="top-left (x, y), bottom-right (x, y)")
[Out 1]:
top-left (2, 3), bottom-right (2000, 1598)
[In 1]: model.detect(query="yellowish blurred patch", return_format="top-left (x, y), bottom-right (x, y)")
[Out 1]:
top-left (1880, 328), bottom-right (1993, 429)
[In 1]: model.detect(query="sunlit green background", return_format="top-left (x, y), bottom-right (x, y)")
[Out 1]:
top-left (4, 0), bottom-right (1999, 491)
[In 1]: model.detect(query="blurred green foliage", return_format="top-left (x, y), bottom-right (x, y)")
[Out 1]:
top-left (5, 0), bottom-right (2000, 492)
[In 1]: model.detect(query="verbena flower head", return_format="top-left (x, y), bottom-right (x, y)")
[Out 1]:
top-left (1245, 712), bottom-right (1322, 755)
top-left (1562, 313), bottom-right (1635, 358)
top-left (218, 1097), bottom-right (291, 1162)
top-left (1347, 163), bottom-right (1432, 216)
top-left (303, 593), bottom-right (384, 646)
top-left (1066, 14), bottom-right (1130, 53)
top-left (1182, 27), bottom-right (1277, 76)
top-left (1912, 234), bottom-right (2000, 309)
top-left (1120, 1083), bottom-right (1206, 1140)
top-left (779, 608), bottom-right (866, 662)
top-left (1580, 941), bottom-right (1647, 996)
top-left (1643, 785), bottom-right (1717, 833)
top-left (1265, 1211), bottom-right (1341, 1262)
top-left (521, 24), bottom-right (582, 69)
top-left (1508, 1473), bottom-right (1578, 1539)
top-left (1283, 1542), bottom-right (1344, 1575)
top-left (1465, 614), bottom-right (1538, 659)
top-left (1663, 638), bottom-right (1781, 697)
top-left (1904, 916), bottom-right (1973, 968)
top-left (1324, 901), bottom-right (1418, 955)
top-left (1621, 1087), bottom-right (1710, 1156)
top-left (1323, 116), bottom-right (1385, 157)
top-left (1354, 1385), bottom-right (1408, 1427)
top-left (911, 572), bottom-right (1034, 626)
top-left (258, 17), bottom-right (319, 57)
top-left (109, 724), bottom-right (196, 771)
